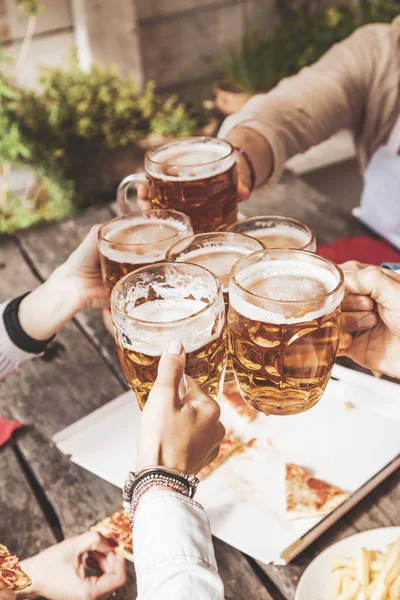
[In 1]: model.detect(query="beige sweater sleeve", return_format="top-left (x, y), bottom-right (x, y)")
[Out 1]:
top-left (219, 24), bottom-right (388, 183)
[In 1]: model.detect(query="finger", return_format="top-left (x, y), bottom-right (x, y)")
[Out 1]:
top-left (87, 553), bottom-right (127, 597)
top-left (102, 307), bottom-right (114, 335)
top-left (0, 592), bottom-right (17, 600)
top-left (341, 310), bottom-right (377, 333)
top-left (149, 340), bottom-right (186, 406)
top-left (74, 531), bottom-right (119, 555)
top-left (216, 420), bottom-right (226, 444)
top-left (69, 224), bottom-right (101, 266)
top-left (182, 376), bottom-right (220, 417)
top-left (338, 332), bottom-right (353, 353)
top-left (137, 198), bottom-right (152, 211)
top-left (136, 183), bottom-right (149, 201)
top-left (342, 294), bottom-right (375, 312)
top-left (344, 265), bottom-right (400, 307)
top-left (237, 180), bottom-right (250, 201)
top-left (340, 260), bottom-right (367, 272)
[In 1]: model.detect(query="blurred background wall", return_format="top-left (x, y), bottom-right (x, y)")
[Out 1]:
top-left (1, 0), bottom-right (279, 92)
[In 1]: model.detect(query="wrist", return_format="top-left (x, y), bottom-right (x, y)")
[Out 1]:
top-left (226, 126), bottom-right (273, 187)
top-left (18, 272), bottom-right (81, 341)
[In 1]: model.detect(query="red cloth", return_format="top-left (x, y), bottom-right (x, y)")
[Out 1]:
top-left (0, 416), bottom-right (23, 447)
top-left (317, 236), bottom-right (400, 266)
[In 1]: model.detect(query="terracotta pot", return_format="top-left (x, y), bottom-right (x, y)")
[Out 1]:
top-left (213, 81), bottom-right (253, 116)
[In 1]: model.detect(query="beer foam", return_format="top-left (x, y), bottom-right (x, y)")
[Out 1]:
top-left (100, 217), bottom-right (189, 264)
top-left (115, 298), bottom-right (224, 355)
top-left (147, 141), bottom-right (235, 181)
top-left (247, 225), bottom-right (310, 249)
top-left (177, 246), bottom-right (249, 277)
top-left (229, 259), bottom-right (343, 324)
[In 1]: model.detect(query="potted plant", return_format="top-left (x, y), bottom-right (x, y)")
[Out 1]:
top-left (0, 49), bottom-right (216, 232)
top-left (214, 31), bottom-right (294, 116)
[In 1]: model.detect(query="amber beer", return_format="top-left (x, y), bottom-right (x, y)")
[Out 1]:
top-left (229, 216), bottom-right (316, 251)
top-left (228, 249), bottom-right (344, 416)
top-left (166, 232), bottom-right (264, 307)
top-left (117, 137), bottom-right (238, 233)
top-left (98, 209), bottom-right (192, 296)
top-left (111, 263), bottom-right (227, 409)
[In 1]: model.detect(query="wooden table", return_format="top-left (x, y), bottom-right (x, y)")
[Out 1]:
top-left (1, 171), bottom-right (399, 600)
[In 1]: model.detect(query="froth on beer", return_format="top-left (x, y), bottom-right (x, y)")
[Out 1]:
top-left (98, 211), bottom-right (192, 297)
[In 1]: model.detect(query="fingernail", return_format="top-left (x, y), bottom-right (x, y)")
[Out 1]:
top-left (358, 313), bottom-right (376, 328)
top-left (168, 340), bottom-right (183, 355)
top-left (106, 538), bottom-right (118, 548)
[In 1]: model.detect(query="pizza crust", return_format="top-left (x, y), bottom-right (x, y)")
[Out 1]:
top-left (91, 509), bottom-right (134, 562)
top-left (198, 431), bottom-right (245, 480)
top-left (0, 543), bottom-right (32, 591)
top-left (285, 463), bottom-right (349, 520)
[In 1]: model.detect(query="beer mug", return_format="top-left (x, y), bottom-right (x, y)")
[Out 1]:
top-left (166, 232), bottom-right (264, 309)
top-left (117, 137), bottom-right (238, 234)
top-left (98, 209), bottom-right (192, 296)
top-left (111, 262), bottom-right (227, 409)
top-left (228, 249), bottom-right (344, 416)
top-left (228, 215), bottom-right (316, 251)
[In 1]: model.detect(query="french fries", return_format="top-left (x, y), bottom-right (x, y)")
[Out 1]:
top-left (328, 537), bottom-right (400, 600)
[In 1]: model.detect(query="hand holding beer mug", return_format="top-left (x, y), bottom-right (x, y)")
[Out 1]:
top-left (98, 209), bottom-right (192, 297)
top-left (228, 215), bottom-right (316, 251)
top-left (228, 249), bottom-right (344, 415)
top-left (111, 262), bottom-right (227, 409)
top-left (117, 137), bottom-right (238, 233)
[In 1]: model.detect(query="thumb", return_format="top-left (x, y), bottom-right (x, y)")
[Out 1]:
top-left (150, 340), bottom-right (186, 403)
top-left (344, 266), bottom-right (400, 308)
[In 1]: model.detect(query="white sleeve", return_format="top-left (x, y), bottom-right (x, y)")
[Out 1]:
top-left (0, 301), bottom-right (35, 380)
top-left (134, 491), bottom-right (225, 600)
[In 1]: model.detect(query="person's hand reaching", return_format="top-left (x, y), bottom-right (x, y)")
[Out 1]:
top-left (339, 262), bottom-right (400, 378)
top-left (19, 532), bottom-right (126, 600)
top-left (18, 225), bottom-right (108, 341)
top-left (136, 340), bottom-right (225, 475)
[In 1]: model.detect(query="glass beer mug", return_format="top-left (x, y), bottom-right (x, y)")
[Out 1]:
top-left (117, 137), bottom-right (238, 234)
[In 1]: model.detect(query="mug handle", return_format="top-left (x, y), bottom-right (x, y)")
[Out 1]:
top-left (117, 173), bottom-right (149, 214)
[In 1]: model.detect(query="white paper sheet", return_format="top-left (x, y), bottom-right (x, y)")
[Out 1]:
top-left (53, 366), bottom-right (400, 565)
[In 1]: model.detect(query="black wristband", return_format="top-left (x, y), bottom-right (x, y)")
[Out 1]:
top-left (3, 293), bottom-right (55, 354)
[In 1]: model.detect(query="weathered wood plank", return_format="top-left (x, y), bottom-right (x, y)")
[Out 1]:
top-left (0, 444), bottom-right (56, 558)
top-left (3, 232), bottom-right (275, 599)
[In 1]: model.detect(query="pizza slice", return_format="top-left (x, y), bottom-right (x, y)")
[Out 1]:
top-left (91, 509), bottom-right (133, 562)
top-left (222, 381), bottom-right (257, 422)
top-left (0, 543), bottom-right (31, 591)
top-left (198, 431), bottom-right (245, 480)
top-left (285, 463), bottom-right (349, 519)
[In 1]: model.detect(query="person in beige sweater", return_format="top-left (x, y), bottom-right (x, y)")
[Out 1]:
top-left (218, 17), bottom-right (400, 248)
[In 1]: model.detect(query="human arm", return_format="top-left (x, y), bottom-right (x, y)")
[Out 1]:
top-left (0, 226), bottom-right (108, 380)
top-left (219, 23), bottom-right (387, 187)
top-left (17, 532), bottom-right (126, 600)
top-left (133, 341), bottom-right (225, 600)
top-left (339, 262), bottom-right (400, 378)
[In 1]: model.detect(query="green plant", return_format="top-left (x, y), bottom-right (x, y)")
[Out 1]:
top-left (0, 49), bottom-right (205, 231)
top-left (219, 0), bottom-right (400, 93)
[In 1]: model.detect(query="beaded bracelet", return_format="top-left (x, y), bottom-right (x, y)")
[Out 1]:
top-left (232, 145), bottom-right (256, 192)
top-left (127, 472), bottom-right (191, 528)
